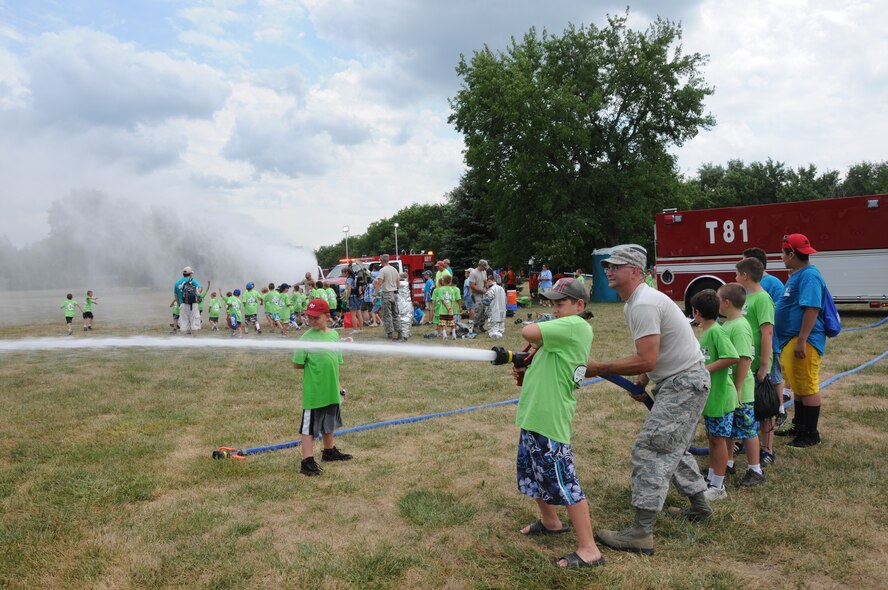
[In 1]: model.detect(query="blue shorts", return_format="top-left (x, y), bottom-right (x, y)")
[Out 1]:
top-left (731, 402), bottom-right (758, 440)
top-left (516, 429), bottom-right (585, 506)
top-left (769, 351), bottom-right (783, 385)
top-left (272, 312), bottom-right (281, 322)
top-left (704, 412), bottom-right (734, 438)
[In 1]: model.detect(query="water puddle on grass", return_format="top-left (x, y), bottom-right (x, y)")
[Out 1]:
top-left (0, 336), bottom-right (499, 362)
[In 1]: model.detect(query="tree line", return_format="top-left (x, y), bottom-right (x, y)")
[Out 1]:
top-left (317, 13), bottom-right (887, 271)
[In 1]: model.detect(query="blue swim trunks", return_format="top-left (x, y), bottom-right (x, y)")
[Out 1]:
top-left (516, 429), bottom-right (585, 506)
top-left (731, 402), bottom-right (759, 440)
top-left (704, 412), bottom-right (734, 438)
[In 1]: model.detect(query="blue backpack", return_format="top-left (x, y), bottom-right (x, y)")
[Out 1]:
top-left (822, 287), bottom-right (841, 338)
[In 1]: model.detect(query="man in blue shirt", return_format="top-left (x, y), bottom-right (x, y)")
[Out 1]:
top-left (774, 234), bottom-right (827, 448)
top-left (174, 266), bottom-right (203, 335)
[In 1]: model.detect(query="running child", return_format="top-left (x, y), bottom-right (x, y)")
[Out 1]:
top-left (293, 298), bottom-right (353, 476)
top-left (61, 294), bottom-right (82, 335)
top-left (691, 289), bottom-right (739, 502)
top-left (82, 290), bottom-right (97, 331)
top-left (242, 282), bottom-right (262, 334)
top-left (207, 291), bottom-right (223, 331)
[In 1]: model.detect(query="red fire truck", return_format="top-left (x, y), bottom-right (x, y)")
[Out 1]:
top-left (323, 252), bottom-right (437, 304)
top-left (654, 194), bottom-right (888, 314)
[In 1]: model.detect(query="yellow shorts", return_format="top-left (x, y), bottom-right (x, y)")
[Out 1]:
top-left (780, 337), bottom-right (822, 397)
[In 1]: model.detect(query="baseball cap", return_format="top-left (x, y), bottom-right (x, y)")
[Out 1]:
top-left (233, 288), bottom-right (241, 296)
top-left (435, 260), bottom-right (445, 268)
top-left (305, 298), bottom-right (330, 316)
top-left (246, 282), bottom-right (254, 289)
top-left (542, 278), bottom-right (589, 302)
top-left (600, 245), bottom-right (647, 270)
top-left (783, 233), bottom-right (817, 254)
top-left (278, 283), bottom-right (290, 290)
top-left (182, 266), bottom-right (193, 275)
top-left (478, 259), bottom-right (489, 268)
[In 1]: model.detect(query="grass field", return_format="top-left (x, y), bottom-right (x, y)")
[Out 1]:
top-left (1, 303), bottom-right (887, 589)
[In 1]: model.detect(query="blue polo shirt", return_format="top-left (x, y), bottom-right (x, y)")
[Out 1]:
top-left (774, 265), bottom-right (826, 356)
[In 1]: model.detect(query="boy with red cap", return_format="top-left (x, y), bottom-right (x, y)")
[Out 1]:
top-left (774, 233), bottom-right (828, 448)
top-left (293, 298), bottom-right (353, 476)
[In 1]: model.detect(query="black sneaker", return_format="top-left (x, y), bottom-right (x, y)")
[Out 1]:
top-left (726, 464), bottom-right (736, 475)
top-left (300, 457), bottom-right (323, 476)
top-left (322, 446), bottom-right (353, 462)
top-left (733, 442), bottom-right (744, 454)
top-left (775, 425), bottom-right (798, 437)
top-left (738, 468), bottom-right (766, 488)
top-left (760, 450), bottom-right (776, 467)
top-left (787, 433), bottom-right (821, 448)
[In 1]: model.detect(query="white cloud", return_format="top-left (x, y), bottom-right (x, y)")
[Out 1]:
top-left (26, 28), bottom-right (230, 129)
top-left (675, 0), bottom-right (888, 173)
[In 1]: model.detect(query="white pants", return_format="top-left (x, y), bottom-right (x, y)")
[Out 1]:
top-left (178, 303), bottom-right (201, 332)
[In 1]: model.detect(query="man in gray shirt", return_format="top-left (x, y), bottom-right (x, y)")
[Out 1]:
top-left (585, 245), bottom-right (711, 556)
top-left (375, 254), bottom-right (401, 341)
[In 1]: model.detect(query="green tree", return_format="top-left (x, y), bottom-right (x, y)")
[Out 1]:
top-left (449, 13), bottom-right (714, 266)
top-left (840, 161), bottom-right (888, 196)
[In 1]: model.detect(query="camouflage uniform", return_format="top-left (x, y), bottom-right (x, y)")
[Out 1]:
top-left (381, 291), bottom-right (400, 337)
top-left (631, 363), bottom-right (710, 512)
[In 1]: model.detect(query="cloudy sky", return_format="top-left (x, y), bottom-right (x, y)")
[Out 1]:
top-left (1, 0), bottom-right (885, 251)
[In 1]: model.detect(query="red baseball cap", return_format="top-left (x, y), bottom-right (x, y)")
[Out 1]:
top-left (782, 233), bottom-right (817, 255)
top-left (305, 298), bottom-right (330, 316)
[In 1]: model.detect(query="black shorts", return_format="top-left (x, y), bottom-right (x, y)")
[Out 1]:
top-left (65, 317), bottom-right (73, 324)
top-left (361, 301), bottom-right (372, 311)
top-left (83, 312), bottom-right (93, 319)
top-left (245, 314), bottom-right (258, 323)
top-left (300, 404), bottom-right (343, 437)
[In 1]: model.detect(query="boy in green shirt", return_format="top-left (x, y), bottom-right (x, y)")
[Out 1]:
top-left (719, 283), bottom-right (764, 487)
top-left (691, 289), bottom-right (739, 502)
top-left (207, 291), bottom-right (223, 331)
top-left (169, 297), bottom-right (180, 334)
top-left (736, 257), bottom-right (779, 467)
top-left (82, 290), bottom-right (97, 331)
top-left (512, 278), bottom-right (605, 569)
top-left (293, 298), bottom-right (352, 476)
top-left (61, 294), bottom-right (82, 336)
top-left (242, 282), bottom-right (262, 334)
top-left (431, 274), bottom-right (462, 339)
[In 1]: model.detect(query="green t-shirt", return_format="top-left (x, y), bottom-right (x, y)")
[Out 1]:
top-left (723, 317), bottom-right (754, 404)
top-left (292, 291), bottom-right (306, 312)
top-left (61, 299), bottom-right (78, 317)
top-left (226, 296), bottom-right (243, 321)
top-left (84, 296), bottom-right (94, 313)
top-left (242, 290), bottom-right (262, 315)
top-left (280, 292), bottom-right (293, 316)
top-left (208, 297), bottom-right (223, 318)
top-left (171, 301), bottom-right (180, 315)
top-left (742, 289), bottom-right (775, 373)
top-left (263, 291), bottom-right (279, 314)
top-left (699, 323), bottom-right (739, 418)
top-left (324, 288), bottom-right (337, 309)
top-left (516, 315), bottom-right (593, 444)
top-left (432, 285), bottom-right (461, 316)
top-left (292, 329), bottom-right (343, 409)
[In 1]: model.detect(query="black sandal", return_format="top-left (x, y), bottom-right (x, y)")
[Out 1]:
top-left (553, 551), bottom-right (606, 568)
top-left (523, 520), bottom-right (571, 536)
